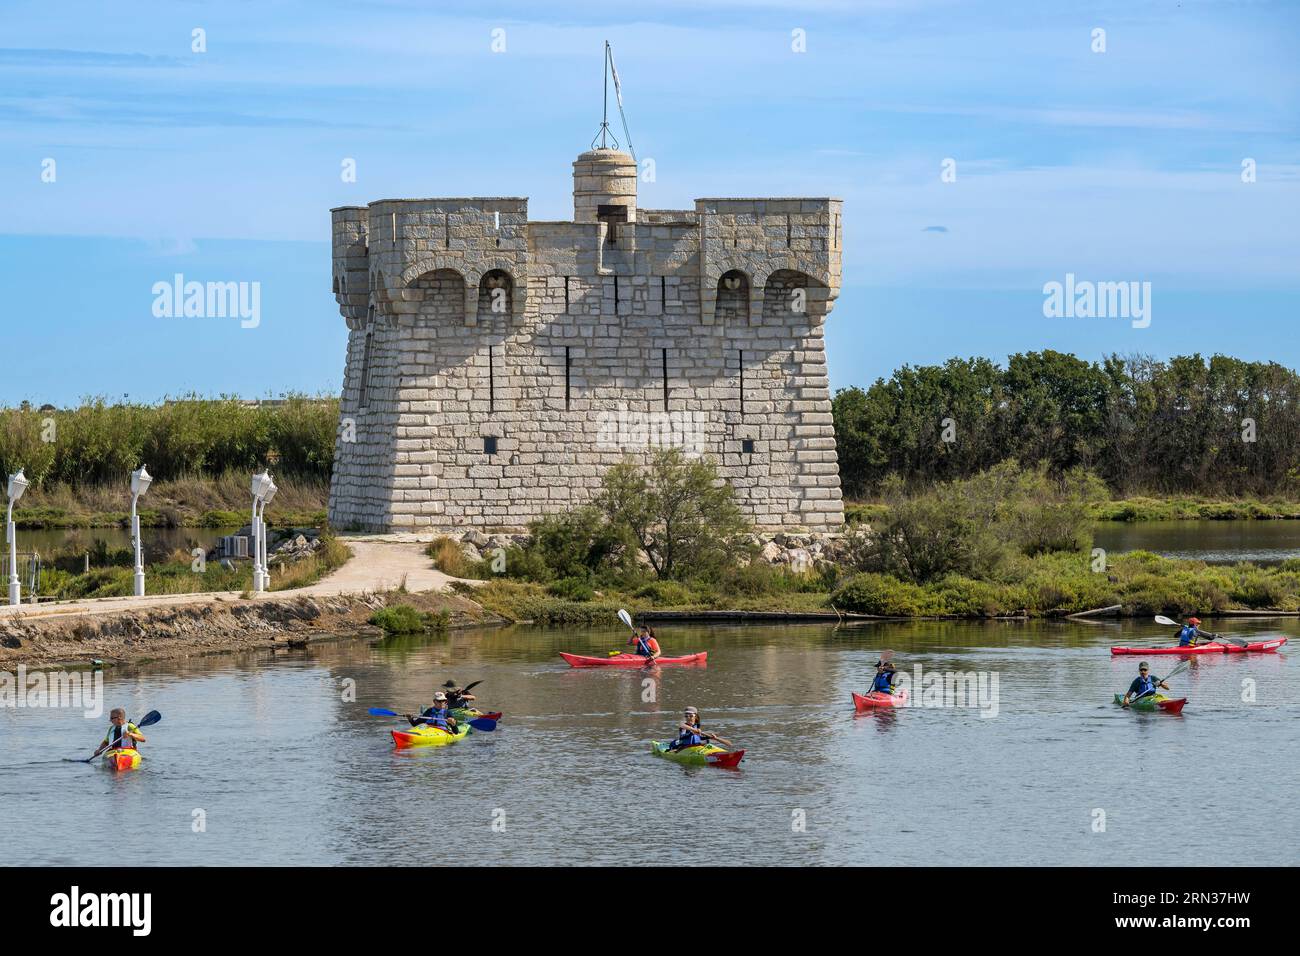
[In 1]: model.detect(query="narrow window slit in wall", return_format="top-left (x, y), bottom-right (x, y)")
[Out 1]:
top-left (564, 346), bottom-right (572, 410)
top-left (786, 215), bottom-right (792, 247)
top-left (488, 345), bottom-right (496, 413)
top-left (739, 349), bottom-right (745, 417)
top-left (659, 275), bottom-right (666, 307)
top-left (564, 276), bottom-right (571, 312)
top-left (613, 276), bottom-right (620, 311)
top-left (661, 348), bottom-right (669, 411)
top-left (444, 216), bottom-right (450, 248)
top-left (391, 212), bottom-right (397, 244)
top-left (359, 319), bottom-right (374, 410)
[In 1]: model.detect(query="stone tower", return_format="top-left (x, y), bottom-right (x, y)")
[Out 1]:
top-left (328, 147), bottom-right (844, 532)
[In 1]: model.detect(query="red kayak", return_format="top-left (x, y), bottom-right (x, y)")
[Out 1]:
top-left (560, 652), bottom-right (708, 668)
top-left (1110, 637), bottom-right (1288, 656)
top-left (852, 689), bottom-right (909, 711)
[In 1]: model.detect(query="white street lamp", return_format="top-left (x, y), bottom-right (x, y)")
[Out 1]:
top-left (258, 480), bottom-right (278, 589)
top-left (129, 465), bottom-right (152, 597)
top-left (7, 468), bottom-right (30, 606)
top-left (250, 470), bottom-right (272, 593)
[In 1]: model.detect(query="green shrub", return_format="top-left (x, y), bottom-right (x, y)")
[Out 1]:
top-left (832, 573), bottom-right (937, 616)
top-left (370, 604), bottom-right (438, 635)
top-left (547, 577), bottom-right (595, 601)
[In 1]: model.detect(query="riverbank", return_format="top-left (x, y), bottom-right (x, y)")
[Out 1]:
top-left (459, 550), bottom-right (1300, 624)
top-left (0, 589), bottom-right (501, 668)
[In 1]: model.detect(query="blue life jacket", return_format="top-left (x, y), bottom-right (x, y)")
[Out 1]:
top-left (1134, 674), bottom-right (1157, 697)
top-left (1177, 625), bottom-right (1198, 647)
top-left (872, 670), bottom-right (894, 693)
top-left (677, 724), bottom-right (704, 747)
top-left (421, 706), bottom-right (452, 729)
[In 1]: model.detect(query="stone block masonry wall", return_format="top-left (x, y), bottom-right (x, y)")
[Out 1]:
top-left (328, 152), bottom-right (844, 533)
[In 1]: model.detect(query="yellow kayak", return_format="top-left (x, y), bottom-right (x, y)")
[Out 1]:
top-left (103, 748), bottom-right (142, 771)
top-left (391, 722), bottom-right (471, 749)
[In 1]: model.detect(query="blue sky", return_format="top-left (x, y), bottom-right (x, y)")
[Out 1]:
top-left (1, 0), bottom-right (1297, 404)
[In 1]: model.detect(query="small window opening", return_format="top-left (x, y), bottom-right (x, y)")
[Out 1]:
top-left (661, 348), bottom-right (669, 411)
top-left (564, 346), bottom-right (572, 410)
top-left (742, 439), bottom-right (755, 455)
top-left (483, 436), bottom-right (498, 455)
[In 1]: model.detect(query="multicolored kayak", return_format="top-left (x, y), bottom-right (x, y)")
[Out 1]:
top-left (1110, 637), bottom-right (1287, 656)
top-left (852, 689), bottom-right (909, 711)
top-left (102, 748), bottom-right (142, 771)
top-left (560, 651), bottom-right (708, 668)
top-left (651, 741), bottom-right (744, 768)
top-left (1113, 693), bottom-right (1188, 715)
top-left (391, 722), bottom-right (472, 749)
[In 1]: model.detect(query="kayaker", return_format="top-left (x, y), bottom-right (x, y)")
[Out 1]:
top-left (441, 680), bottom-right (476, 710)
top-left (91, 708), bottom-right (146, 758)
top-left (628, 624), bottom-right (661, 663)
top-left (406, 692), bottom-right (459, 732)
top-left (1120, 662), bottom-right (1169, 708)
top-left (1176, 617), bottom-right (1204, 647)
top-left (665, 707), bottom-right (706, 751)
top-left (871, 659), bottom-right (898, 695)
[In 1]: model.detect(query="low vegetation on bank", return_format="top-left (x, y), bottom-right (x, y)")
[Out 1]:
top-left (35, 534), bottom-right (351, 601)
top-left (438, 454), bottom-right (1300, 623)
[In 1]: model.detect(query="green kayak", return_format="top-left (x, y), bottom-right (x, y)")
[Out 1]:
top-left (1113, 693), bottom-right (1187, 715)
top-left (650, 741), bottom-right (744, 768)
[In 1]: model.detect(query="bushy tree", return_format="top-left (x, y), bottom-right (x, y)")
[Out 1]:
top-left (596, 449), bottom-right (749, 580)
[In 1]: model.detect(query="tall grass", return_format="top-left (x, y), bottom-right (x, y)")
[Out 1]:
top-left (0, 395), bottom-right (338, 488)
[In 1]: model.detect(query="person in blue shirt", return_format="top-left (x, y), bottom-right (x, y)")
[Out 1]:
top-left (1175, 617), bottom-right (1205, 647)
top-left (406, 691), bottom-right (459, 732)
top-left (871, 659), bottom-right (898, 695)
top-left (1120, 662), bottom-right (1169, 707)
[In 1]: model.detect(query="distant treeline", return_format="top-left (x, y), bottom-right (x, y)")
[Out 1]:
top-left (0, 396), bottom-right (339, 486)
top-left (833, 352), bottom-right (1300, 498)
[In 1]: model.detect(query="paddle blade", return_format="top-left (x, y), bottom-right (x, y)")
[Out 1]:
top-left (467, 718), bottom-right (497, 732)
top-left (618, 608), bottom-right (634, 630)
top-left (463, 680), bottom-right (484, 693)
top-left (1154, 615), bottom-right (1178, 626)
top-left (136, 710), bottom-right (162, 728)
top-left (367, 707), bottom-right (401, 718)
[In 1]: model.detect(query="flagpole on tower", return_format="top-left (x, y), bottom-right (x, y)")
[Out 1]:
top-left (591, 41), bottom-right (636, 164)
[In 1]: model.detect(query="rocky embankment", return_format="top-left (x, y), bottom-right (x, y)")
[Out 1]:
top-left (447, 527), bottom-right (851, 571)
top-left (0, 590), bottom-right (501, 669)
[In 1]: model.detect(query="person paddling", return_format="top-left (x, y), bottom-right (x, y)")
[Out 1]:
top-left (92, 707), bottom-right (147, 759)
top-left (665, 706), bottom-right (732, 752)
top-left (1176, 617), bottom-right (1204, 647)
top-left (1120, 662), bottom-right (1169, 708)
top-left (406, 691), bottom-right (459, 733)
top-left (629, 624), bottom-right (661, 663)
top-left (441, 680), bottom-right (476, 710)
top-left (871, 659), bottom-right (898, 696)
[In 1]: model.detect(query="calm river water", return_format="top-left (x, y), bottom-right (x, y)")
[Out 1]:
top-left (2, 620), bottom-right (1295, 866)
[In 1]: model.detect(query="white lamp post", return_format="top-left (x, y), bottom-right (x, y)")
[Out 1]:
top-left (250, 470), bottom-right (272, 593)
top-left (130, 465), bottom-right (152, 597)
top-left (259, 480), bottom-right (278, 589)
top-left (7, 468), bottom-right (29, 606)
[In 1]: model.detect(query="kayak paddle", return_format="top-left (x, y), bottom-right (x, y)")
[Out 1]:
top-left (66, 710), bottom-right (162, 763)
top-left (1152, 616), bottom-right (1247, 647)
top-left (366, 707), bottom-right (497, 732)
